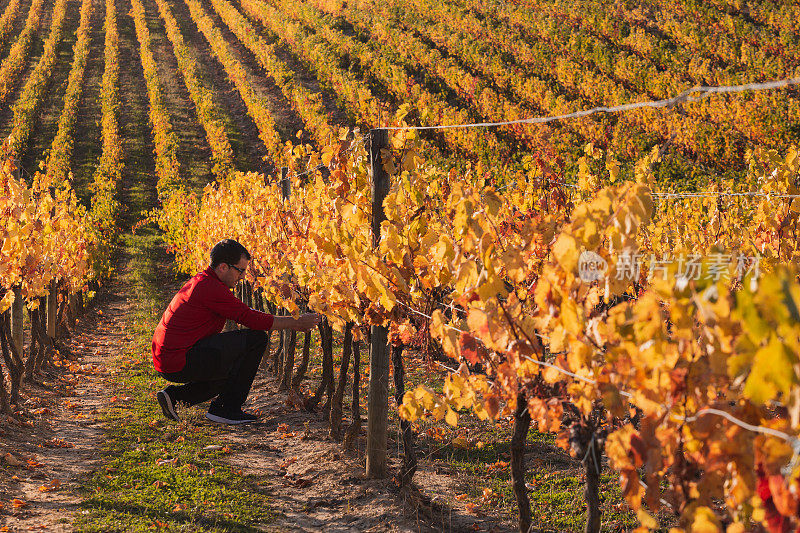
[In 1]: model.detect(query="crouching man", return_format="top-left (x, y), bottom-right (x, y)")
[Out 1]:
top-left (152, 239), bottom-right (320, 424)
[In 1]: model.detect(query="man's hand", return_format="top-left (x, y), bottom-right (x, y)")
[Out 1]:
top-left (270, 313), bottom-right (324, 332)
top-left (292, 313), bottom-right (322, 332)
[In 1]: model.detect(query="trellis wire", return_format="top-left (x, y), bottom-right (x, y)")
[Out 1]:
top-left (393, 299), bottom-right (800, 479)
top-left (384, 77), bottom-right (800, 131)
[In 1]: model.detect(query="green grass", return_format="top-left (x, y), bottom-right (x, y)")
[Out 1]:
top-left (73, 229), bottom-right (273, 532)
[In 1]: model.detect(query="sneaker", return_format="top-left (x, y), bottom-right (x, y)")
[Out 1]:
top-left (205, 405), bottom-right (258, 425)
top-left (157, 388), bottom-right (180, 422)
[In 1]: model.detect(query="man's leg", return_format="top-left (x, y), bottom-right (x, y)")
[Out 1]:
top-left (160, 329), bottom-right (268, 410)
top-left (162, 380), bottom-right (226, 407)
top-left (211, 329), bottom-right (269, 410)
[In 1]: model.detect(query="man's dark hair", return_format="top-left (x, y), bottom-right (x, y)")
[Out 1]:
top-left (210, 239), bottom-right (251, 268)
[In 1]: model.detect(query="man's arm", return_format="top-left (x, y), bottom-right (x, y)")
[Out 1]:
top-left (202, 278), bottom-right (321, 331)
top-left (271, 314), bottom-right (321, 332)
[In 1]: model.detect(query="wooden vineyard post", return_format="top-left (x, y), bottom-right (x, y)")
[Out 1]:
top-left (277, 167), bottom-right (291, 382)
top-left (10, 161), bottom-right (24, 362)
top-left (46, 280), bottom-right (57, 339)
top-left (280, 167), bottom-right (290, 201)
top-left (511, 391), bottom-right (532, 533)
top-left (366, 129), bottom-right (390, 478)
top-left (11, 287), bottom-right (23, 356)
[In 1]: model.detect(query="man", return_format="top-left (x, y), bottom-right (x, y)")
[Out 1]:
top-left (152, 239), bottom-right (321, 424)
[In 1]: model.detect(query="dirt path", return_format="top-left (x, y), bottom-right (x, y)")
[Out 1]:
top-left (0, 278), bottom-right (133, 531)
top-left (192, 370), bottom-right (509, 532)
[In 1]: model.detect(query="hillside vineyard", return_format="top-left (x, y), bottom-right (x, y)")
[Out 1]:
top-left (1, 0), bottom-right (800, 531)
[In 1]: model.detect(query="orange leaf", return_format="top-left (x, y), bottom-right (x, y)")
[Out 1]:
top-left (458, 332), bottom-right (480, 364)
top-left (280, 457), bottom-right (298, 469)
top-left (465, 502), bottom-right (481, 515)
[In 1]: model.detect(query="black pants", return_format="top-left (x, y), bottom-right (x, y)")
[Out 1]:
top-left (159, 329), bottom-right (268, 409)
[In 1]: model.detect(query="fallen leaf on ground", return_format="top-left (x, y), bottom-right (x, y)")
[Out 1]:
top-left (43, 438), bottom-right (73, 448)
top-left (485, 460), bottom-right (509, 473)
top-left (11, 499), bottom-right (28, 509)
top-left (280, 457), bottom-right (298, 469)
top-left (283, 473), bottom-right (314, 488)
top-left (465, 502), bottom-right (482, 515)
top-left (3, 453), bottom-right (24, 466)
top-left (38, 479), bottom-right (61, 492)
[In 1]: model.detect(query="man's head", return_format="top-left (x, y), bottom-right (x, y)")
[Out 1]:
top-left (210, 239), bottom-right (251, 289)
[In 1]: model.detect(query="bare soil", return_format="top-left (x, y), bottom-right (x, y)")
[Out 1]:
top-left (188, 369), bottom-right (512, 532)
top-left (0, 279), bottom-right (132, 531)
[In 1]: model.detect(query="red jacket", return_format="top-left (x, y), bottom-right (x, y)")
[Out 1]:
top-left (152, 267), bottom-right (274, 373)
